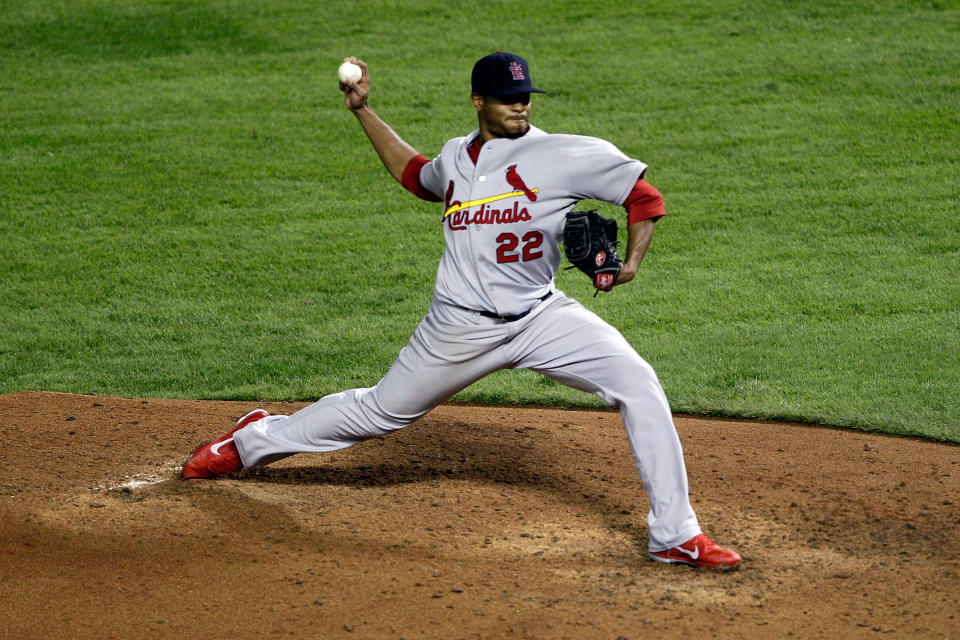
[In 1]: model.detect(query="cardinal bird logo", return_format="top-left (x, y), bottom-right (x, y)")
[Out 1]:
top-left (505, 164), bottom-right (538, 202)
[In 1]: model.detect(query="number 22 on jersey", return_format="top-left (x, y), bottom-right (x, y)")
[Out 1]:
top-left (496, 231), bottom-right (544, 264)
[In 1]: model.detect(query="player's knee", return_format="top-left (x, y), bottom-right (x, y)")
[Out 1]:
top-left (358, 389), bottom-right (420, 434)
top-left (608, 355), bottom-right (664, 399)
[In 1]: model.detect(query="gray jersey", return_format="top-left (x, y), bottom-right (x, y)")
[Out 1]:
top-left (419, 125), bottom-right (647, 316)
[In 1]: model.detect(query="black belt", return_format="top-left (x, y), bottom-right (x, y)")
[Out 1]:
top-left (477, 291), bottom-right (553, 322)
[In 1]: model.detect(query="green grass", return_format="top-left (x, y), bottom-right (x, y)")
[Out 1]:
top-left (1, 0), bottom-right (958, 441)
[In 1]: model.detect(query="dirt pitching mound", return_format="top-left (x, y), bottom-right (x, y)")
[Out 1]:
top-left (1, 391), bottom-right (958, 639)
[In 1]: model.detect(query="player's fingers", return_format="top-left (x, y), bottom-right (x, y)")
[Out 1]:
top-left (348, 58), bottom-right (370, 82)
top-left (342, 56), bottom-right (367, 71)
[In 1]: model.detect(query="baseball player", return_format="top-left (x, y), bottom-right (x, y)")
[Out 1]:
top-left (182, 52), bottom-right (741, 569)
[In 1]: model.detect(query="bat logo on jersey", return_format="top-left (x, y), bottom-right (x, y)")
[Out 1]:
top-left (443, 166), bottom-right (541, 220)
top-left (442, 165), bottom-right (541, 230)
top-left (443, 188), bottom-right (541, 220)
top-left (505, 165), bottom-right (538, 202)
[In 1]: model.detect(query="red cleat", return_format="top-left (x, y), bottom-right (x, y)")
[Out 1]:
top-left (649, 534), bottom-right (742, 570)
top-left (181, 409), bottom-right (269, 480)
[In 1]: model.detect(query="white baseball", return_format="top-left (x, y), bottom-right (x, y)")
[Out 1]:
top-left (338, 61), bottom-right (362, 84)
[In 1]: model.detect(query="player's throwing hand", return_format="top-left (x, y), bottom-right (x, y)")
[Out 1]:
top-left (339, 57), bottom-right (370, 112)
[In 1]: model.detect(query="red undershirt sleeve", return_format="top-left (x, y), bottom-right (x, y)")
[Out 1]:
top-left (401, 154), bottom-right (443, 202)
top-left (623, 178), bottom-right (666, 225)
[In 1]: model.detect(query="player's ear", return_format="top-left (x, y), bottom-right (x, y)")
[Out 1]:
top-left (471, 93), bottom-right (484, 112)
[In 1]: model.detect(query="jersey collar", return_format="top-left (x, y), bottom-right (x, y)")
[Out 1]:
top-left (465, 125), bottom-right (544, 165)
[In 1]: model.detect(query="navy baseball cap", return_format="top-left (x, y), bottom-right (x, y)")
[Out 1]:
top-left (471, 51), bottom-right (546, 96)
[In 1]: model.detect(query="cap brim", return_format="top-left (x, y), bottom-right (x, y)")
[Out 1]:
top-left (485, 87), bottom-right (547, 96)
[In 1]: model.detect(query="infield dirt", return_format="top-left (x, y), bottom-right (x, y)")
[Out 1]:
top-left (1, 391), bottom-right (958, 639)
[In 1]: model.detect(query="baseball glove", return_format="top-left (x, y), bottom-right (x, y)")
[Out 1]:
top-left (563, 209), bottom-right (622, 294)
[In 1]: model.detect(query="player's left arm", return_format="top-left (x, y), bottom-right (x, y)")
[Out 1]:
top-left (615, 177), bottom-right (665, 285)
top-left (616, 219), bottom-right (656, 285)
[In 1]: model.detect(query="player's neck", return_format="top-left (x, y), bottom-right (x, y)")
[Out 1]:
top-left (477, 128), bottom-right (498, 145)
top-left (476, 127), bottom-right (529, 145)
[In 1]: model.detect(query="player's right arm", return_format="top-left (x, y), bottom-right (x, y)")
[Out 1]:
top-left (341, 57), bottom-right (420, 184)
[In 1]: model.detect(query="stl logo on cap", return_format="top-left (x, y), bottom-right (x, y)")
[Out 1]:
top-left (509, 61), bottom-right (526, 81)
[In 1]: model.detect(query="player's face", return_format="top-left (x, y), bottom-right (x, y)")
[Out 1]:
top-left (473, 93), bottom-right (532, 140)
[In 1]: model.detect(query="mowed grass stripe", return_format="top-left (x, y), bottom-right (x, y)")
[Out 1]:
top-left (1, 0), bottom-right (957, 440)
